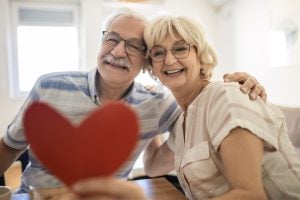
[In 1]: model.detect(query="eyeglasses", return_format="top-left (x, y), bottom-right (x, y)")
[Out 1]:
top-left (102, 31), bottom-right (146, 56)
top-left (149, 42), bottom-right (191, 62)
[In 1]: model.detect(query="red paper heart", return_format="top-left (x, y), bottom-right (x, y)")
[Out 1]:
top-left (23, 102), bottom-right (139, 186)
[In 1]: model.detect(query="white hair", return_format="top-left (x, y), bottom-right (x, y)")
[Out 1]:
top-left (102, 7), bottom-right (148, 31)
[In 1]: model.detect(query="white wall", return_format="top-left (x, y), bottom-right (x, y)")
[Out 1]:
top-left (1, 0), bottom-right (299, 137)
top-left (216, 0), bottom-right (300, 106)
top-left (0, 0), bottom-right (24, 137)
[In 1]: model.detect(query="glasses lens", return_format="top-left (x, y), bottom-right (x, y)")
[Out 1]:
top-left (126, 40), bottom-right (146, 55)
top-left (103, 31), bottom-right (145, 56)
top-left (102, 31), bottom-right (120, 46)
top-left (172, 44), bottom-right (190, 59)
top-left (150, 47), bottom-right (166, 62)
top-left (150, 44), bottom-right (190, 62)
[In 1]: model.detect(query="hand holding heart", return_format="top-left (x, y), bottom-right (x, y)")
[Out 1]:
top-left (23, 102), bottom-right (139, 186)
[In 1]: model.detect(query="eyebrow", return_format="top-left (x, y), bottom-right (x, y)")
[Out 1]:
top-left (174, 40), bottom-right (188, 44)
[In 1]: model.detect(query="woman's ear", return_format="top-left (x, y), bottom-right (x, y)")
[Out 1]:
top-left (200, 68), bottom-right (208, 80)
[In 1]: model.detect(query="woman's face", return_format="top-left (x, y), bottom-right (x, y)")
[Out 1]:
top-left (150, 34), bottom-right (202, 92)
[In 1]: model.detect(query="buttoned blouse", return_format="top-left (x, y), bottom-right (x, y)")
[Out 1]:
top-left (168, 82), bottom-right (300, 200)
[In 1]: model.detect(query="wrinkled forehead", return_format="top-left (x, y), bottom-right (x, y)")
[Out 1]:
top-left (107, 15), bottom-right (146, 40)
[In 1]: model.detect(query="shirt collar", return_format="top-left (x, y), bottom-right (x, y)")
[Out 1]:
top-left (88, 67), bottom-right (98, 102)
top-left (87, 67), bottom-right (135, 104)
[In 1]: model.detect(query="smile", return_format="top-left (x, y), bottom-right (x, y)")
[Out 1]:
top-left (164, 68), bottom-right (184, 75)
top-left (104, 60), bottom-right (130, 71)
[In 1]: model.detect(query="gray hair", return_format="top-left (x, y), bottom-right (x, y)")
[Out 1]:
top-left (102, 7), bottom-right (148, 31)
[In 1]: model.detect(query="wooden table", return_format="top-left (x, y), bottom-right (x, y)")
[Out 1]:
top-left (133, 177), bottom-right (187, 200)
top-left (13, 177), bottom-right (187, 200)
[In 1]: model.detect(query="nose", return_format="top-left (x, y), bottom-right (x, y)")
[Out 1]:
top-left (110, 41), bottom-right (127, 57)
top-left (164, 50), bottom-right (177, 66)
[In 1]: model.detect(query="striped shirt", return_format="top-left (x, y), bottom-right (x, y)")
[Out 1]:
top-left (168, 82), bottom-right (300, 200)
top-left (4, 68), bottom-right (181, 193)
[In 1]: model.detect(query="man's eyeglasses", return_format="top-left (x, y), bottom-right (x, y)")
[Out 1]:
top-left (149, 42), bottom-right (192, 62)
top-left (102, 31), bottom-right (146, 56)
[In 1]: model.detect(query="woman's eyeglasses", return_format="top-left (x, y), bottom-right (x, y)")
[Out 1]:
top-left (149, 43), bottom-right (191, 62)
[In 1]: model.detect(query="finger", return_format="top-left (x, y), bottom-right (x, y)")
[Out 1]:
top-left (250, 85), bottom-right (267, 102)
top-left (62, 193), bottom-right (78, 200)
top-left (260, 92), bottom-right (267, 102)
top-left (76, 196), bottom-right (116, 200)
top-left (72, 178), bottom-right (119, 194)
top-left (72, 178), bottom-right (145, 199)
top-left (223, 72), bottom-right (248, 83)
top-left (240, 76), bottom-right (257, 94)
top-left (223, 73), bottom-right (231, 82)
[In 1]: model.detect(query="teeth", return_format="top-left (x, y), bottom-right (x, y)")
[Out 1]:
top-left (165, 69), bottom-right (182, 74)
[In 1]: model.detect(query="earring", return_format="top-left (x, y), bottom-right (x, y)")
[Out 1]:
top-left (200, 68), bottom-right (208, 79)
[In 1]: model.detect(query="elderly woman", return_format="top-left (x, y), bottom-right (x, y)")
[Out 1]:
top-left (142, 15), bottom-right (300, 200)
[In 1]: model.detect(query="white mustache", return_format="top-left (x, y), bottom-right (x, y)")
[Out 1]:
top-left (103, 54), bottom-right (131, 70)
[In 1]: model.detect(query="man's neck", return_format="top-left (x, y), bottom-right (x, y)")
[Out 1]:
top-left (97, 77), bottom-right (133, 105)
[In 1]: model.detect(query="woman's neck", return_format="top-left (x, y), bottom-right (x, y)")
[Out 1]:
top-left (173, 78), bottom-right (209, 112)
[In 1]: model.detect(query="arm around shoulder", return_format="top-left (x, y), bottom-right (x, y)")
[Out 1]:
top-left (143, 136), bottom-right (175, 177)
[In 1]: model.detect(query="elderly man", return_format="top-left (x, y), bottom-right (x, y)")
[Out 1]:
top-left (0, 8), bottom-right (265, 194)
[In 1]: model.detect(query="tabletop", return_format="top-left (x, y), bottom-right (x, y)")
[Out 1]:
top-left (133, 177), bottom-right (187, 200)
top-left (12, 177), bottom-right (187, 200)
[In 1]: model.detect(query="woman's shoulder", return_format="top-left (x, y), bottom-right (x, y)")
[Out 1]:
top-left (201, 81), bottom-right (241, 101)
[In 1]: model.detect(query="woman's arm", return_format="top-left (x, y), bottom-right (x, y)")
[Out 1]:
top-left (211, 127), bottom-right (268, 200)
top-left (143, 136), bottom-right (175, 177)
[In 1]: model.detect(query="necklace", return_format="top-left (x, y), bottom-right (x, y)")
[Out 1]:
top-left (182, 79), bottom-right (209, 111)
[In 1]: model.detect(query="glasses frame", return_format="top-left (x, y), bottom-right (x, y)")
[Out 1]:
top-left (102, 31), bottom-right (146, 56)
top-left (148, 43), bottom-right (192, 62)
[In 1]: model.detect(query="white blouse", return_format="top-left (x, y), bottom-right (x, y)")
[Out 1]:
top-left (167, 82), bottom-right (300, 200)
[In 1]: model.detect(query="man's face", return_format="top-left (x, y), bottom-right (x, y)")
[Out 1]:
top-left (97, 15), bottom-right (146, 87)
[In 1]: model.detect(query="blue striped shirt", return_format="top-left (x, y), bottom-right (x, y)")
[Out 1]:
top-left (4, 68), bottom-right (181, 192)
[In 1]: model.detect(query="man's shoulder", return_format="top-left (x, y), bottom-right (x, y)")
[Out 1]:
top-left (38, 71), bottom-right (88, 82)
top-left (38, 71), bottom-right (88, 84)
top-left (36, 71), bottom-right (89, 90)
top-left (204, 81), bottom-right (240, 97)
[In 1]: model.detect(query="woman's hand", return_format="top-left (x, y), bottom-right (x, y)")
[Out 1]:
top-left (223, 72), bottom-right (267, 102)
top-left (68, 177), bottom-right (146, 200)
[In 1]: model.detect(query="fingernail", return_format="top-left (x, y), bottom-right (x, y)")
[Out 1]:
top-left (224, 78), bottom-right (229, 82)
top-left (250, 94), bottom-right (256, 99)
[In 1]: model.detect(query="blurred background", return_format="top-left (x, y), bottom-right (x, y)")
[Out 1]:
top-left (0, 0), bottom-right (299, 137)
